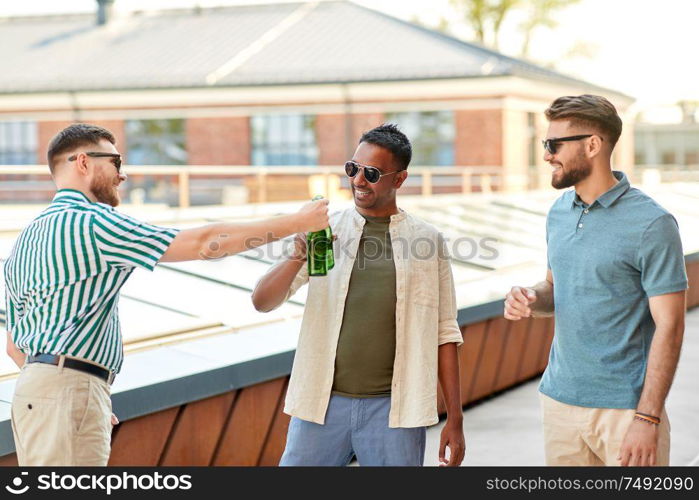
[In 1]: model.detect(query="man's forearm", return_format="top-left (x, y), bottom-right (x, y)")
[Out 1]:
top-left (203, 214), bottom-right (303, 259)
top-left (438, 342), bottom-right (463, 421)
top-left (163, 214), bottom-right (303, 262)
top-left (6, 332), bottom-right (26, 369)
top-left (252, 257), bottom-right (304, 312)
top-left (531, 279), bottom-right (554, 317)
top-left (636, 323), bottom-right (684, 417)
top-left (10, 350), bottom-right (26, 369)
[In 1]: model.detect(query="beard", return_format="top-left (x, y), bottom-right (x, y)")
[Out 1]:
top-left (90, 172), bottom-right (120, 207)
top-left (551, 151), bottom-right (592, 189)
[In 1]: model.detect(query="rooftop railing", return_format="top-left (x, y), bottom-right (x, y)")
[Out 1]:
top-left (0, 165), bottom-right (503, 207)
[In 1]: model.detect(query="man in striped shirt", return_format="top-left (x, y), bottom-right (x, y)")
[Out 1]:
top-left (4, 123), bottom-right (329, 466)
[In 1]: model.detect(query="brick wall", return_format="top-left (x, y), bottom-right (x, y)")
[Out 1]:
top-left (185, 116), bottom-right (250, 165)
top-left (316, 113), bottom-right (384, 166)
top-left (316, 114), bottom-right (347, 166)
top-left (38, 120), bottom-right (127, 164)
top-left (455, 109), bottom-right (503, 166)
top-left (350, 113), bottom-right (384, 144)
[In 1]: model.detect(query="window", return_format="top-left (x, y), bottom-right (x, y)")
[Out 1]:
top-left (681, 131), bottom-right (699, 166)
top-left (385, 111), bottom-right (454, 166)
top-left (0, 121), bottom-right (37, 164)
top-left (125, 119), bottom-right (187, 165)
top-left (655, 131), bottom-right (679, 166)
top-left (251, 114), bottom-right (317, 165)
top-left (685, 151), bottom-right (699, 165)
top-left (660, 151), bottom-right (676, 165)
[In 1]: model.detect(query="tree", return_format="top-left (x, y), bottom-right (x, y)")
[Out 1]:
top-left (447, 0), bottom-right (581, 57)
top-left (520, 0), bottom-right (581, 58)
top-left (449, 0), bottom-right (521, 50)
top-left (409, 14), bottom-right (453, 36)
top-left (490, 0), bottom-right (520, 50)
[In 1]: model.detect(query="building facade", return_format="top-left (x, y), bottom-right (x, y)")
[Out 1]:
top-left (0, 1), bottom-right (634, 203)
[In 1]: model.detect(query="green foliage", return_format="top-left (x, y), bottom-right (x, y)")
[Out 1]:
top-left (449, 0), bottom-right (521, 48)
top-left (448, 0), bottom-right (580, 54)
top-left (520, 0), bottom-right (581, 57)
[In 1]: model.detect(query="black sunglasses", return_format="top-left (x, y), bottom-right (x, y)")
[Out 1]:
top-left (68, 152), bottom-right (122, 172)
top-left (345, 160), bottom-right (402, 184)
top-left (542, 134), bottom-right (600, 155)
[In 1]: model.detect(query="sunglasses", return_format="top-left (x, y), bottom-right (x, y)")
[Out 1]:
top-left (345, 160), bottom-right (402, 184)
top-left (68, 152), bottom-right (122, 173)
top-left (541, 135), bottom-right (598, 155)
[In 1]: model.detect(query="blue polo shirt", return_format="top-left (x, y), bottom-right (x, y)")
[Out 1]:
top-left (539, 171), bottom-right (688, 409)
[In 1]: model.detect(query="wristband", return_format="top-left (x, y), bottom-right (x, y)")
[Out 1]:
top-left (634, 412), bottom-right (660, 425)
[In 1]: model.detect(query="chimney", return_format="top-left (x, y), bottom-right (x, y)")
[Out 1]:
top-left (96, 0), bottom-right (115, 26)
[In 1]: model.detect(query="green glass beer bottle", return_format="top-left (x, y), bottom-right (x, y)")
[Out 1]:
top-left (307, 195), bottom-right (334, 276)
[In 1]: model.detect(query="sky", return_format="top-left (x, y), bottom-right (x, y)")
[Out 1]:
top-left (2, 0), bottom-right (697, 121)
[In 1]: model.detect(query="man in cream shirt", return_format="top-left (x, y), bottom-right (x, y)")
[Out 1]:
top-left (253, 124), bottom-right (465, 466)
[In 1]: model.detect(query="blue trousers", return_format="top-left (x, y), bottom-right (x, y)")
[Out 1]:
top-left (280, 395), bottom-right (426, 466)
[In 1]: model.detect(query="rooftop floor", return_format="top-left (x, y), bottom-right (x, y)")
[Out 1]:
top-left (425, 307), bottom-right (699, 466)
top-left (2, 183), bottom-right (698, 379)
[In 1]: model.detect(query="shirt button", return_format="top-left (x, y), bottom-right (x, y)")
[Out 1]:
top-left (584, 209), bottom-right (589, 214)
top-left (578, 223), bottom-right (583, 228)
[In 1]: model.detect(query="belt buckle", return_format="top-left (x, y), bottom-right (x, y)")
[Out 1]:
top-left (107, 371), bottom-right (116, 385)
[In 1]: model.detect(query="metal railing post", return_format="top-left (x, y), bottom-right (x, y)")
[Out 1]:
top-left (461, 169), bottom-right (471, 194)
top-left (178, 170), bottom-right (190, 208)
top-left (422, 170), bottom-right (432, 196)
top-left (324, 172), bottom-right (331, 199)
top-left (0, 165), bottom-right (507, 203)
top-left (481, 174), bottom-right (492, 194)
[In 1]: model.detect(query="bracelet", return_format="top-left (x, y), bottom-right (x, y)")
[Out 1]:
top-left (635, 411), bottom-right (660, 423)
top-left (634, 412), bottom-right (660, 425)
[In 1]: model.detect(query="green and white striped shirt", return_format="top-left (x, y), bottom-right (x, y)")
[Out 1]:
top-left (3, 189), bottom-right (179, 373)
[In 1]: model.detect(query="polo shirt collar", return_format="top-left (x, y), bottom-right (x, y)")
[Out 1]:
top-left (53, 189), bottom-right (92, 204)
top-left (572, 170), bottom-right (629, 208)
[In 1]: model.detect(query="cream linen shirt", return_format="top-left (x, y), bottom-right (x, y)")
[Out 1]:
top-left (275, 207), bottom-right (463, 428)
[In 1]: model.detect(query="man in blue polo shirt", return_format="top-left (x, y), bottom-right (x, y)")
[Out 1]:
top-left (504, 95), bottom-right (687, 466)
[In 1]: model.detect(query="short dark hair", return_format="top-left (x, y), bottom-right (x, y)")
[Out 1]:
top-left (359, 123), bottom-right (412, 170)
top-left (47, 123), bottom-right (116, 173)
top-left (544, 94), bottom-right (623, 149)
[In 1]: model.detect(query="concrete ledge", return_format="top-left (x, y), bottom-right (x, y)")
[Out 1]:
top-left (112, 351), bottom-right (294, 422)
top-left (458, 299), bottom-right (503, 326)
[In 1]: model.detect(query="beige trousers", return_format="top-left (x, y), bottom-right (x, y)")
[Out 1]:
top-left (11, 361), bottom-right (113, 466)
top-left (540, 393), bottom-right (670, 466)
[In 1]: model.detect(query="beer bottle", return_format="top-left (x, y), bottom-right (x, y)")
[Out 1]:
top-left (307, 195), bottom-right (334, 276)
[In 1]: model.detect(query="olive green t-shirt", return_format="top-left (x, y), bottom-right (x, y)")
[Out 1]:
top-left (332, 214), bottom-right (397, 398)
